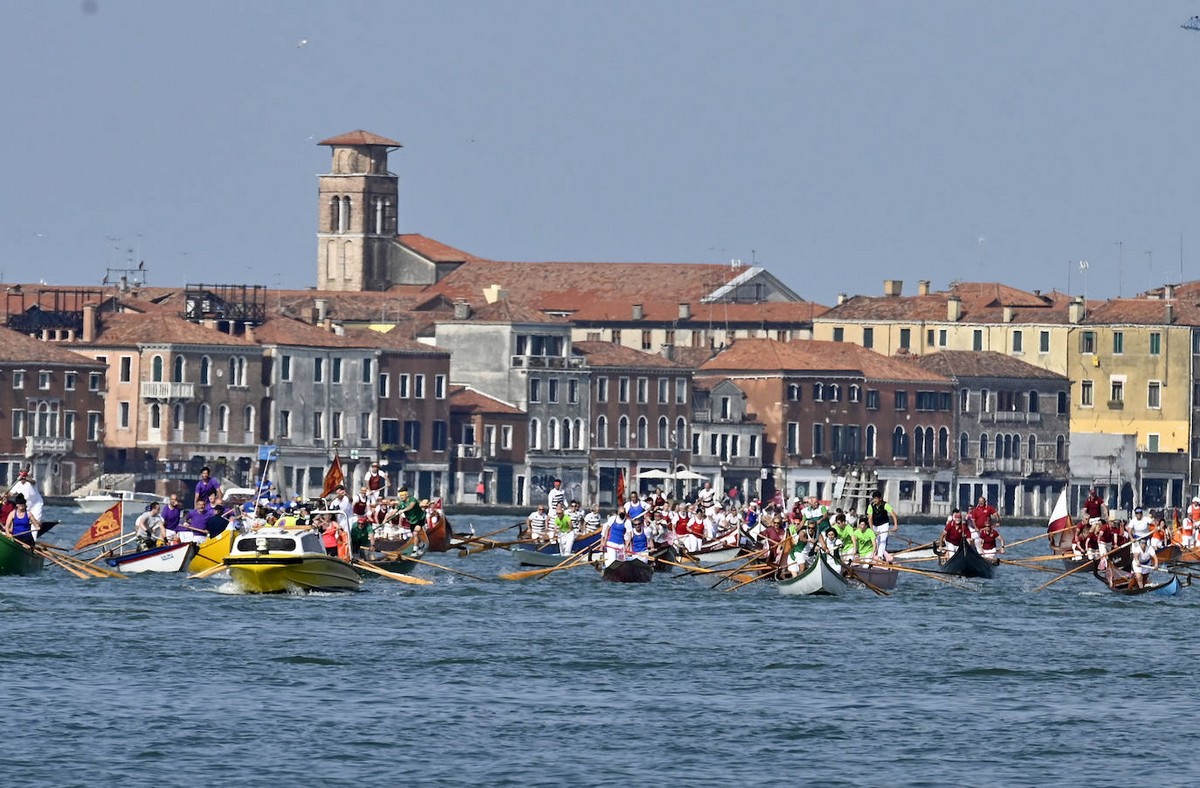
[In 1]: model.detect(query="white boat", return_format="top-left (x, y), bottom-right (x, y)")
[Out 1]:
top-left (694, 544), bottom-right (741, 566)
top-left (777, 552), bottom-right (850, 596)
top-left (76, 489), bottom-right (166, 514)
top-left (105, 542), bottom-right (196, 574)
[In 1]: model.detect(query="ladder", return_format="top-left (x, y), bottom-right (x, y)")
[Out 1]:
top-left (832, 466), bottom-right (878, 517)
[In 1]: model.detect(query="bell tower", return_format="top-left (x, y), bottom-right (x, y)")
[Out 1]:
top-left (316, 130), bottom-right (401, 291)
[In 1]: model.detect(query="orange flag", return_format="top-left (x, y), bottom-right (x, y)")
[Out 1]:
top-left (74, 501), bottom-right (123, 551)
top-left (616, 470), bottom-right (626, 506)
top-left (321, 454), bottom-right (344, 498)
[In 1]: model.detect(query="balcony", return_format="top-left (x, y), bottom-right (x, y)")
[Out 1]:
top-left (511, 355), bottom-right (584, 370)
top-left (25, 436), bottom-right (70, 457)
top-left (979, 411), bottom-right (1042, 425)
top-left (457, 444), bottom-right (498, 459)
top-left (140, 381), bottom-right (195, 400)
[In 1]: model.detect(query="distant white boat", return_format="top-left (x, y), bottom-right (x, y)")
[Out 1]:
top-left (75, 489), bottom-right (166, 514)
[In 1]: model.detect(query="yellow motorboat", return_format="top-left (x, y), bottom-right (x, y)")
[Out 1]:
top-left (223, 528), bottom-right (361, 593)
top-left (188, 529), bottom-right (237, 574)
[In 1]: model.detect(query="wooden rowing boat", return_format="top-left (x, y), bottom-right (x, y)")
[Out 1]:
top-left (0, 532), bottom-right (44, 576)
top-left (510, 530), bottom-right (601, 567)
top-left (847, 562), bottom-right (899, 591)
top-left (778, 552), bottom-right (848, 596)
top-left (357, 536), bottom-right (423, 578)
top-left (939, 542), bottom-right (995, 579)
top-left (693, 543), bottom-right (741, 566)
top-left (601, 557), bottom-right (654, 584)
top-left (1092, 565), bottom-right (1180, 597)
top-left (105, 541), bottom-right (196, 574)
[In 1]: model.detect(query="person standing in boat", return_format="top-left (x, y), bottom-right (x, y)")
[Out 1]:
top-left (178, 500), bottom-right (211, 544)
top-left (365, 462), bottom-right (388, 505)
top-left (865, 491), bottom-right (898, 562)
top-left (3, 494), bottom-right (39, 547)
top-left (601, 507), bottom-right (632, 567)
top-left (161, 493), bottom-right (184, 540)
top-left (395, 488), bottom-right (426, 536)
top-left (583, 502), bottom-right (602, 533)
top-left (938, 509), bottom-right (970, 560)
top-left (320, 516), bottom-right (340, 557)
top-left (1083, 487), bottom-right (1107, 522)
top-left (552, 502), bottom-right (575, 555)
top-left (1126, 505), bottom-right (1153, 545)
top-left (547, 478), bottom-right (566, 513)
top-left (194, 466), bottom-right (222, 507)
top-left (10, 469), bottom-right (44, 523)
top-left (627, 515), bottom-right (651, 563)
top-left (134, 502), bottom-right (165, 550)
top-left (567, 499), bottom-right (586, 535)
top-left (851, 516), bottom-right (877, 565)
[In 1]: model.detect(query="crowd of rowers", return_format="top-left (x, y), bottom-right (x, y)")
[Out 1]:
top-left (521, 480), bottom-right (905, 577)
top-left (1049, 487), bottom-right (1197, 589)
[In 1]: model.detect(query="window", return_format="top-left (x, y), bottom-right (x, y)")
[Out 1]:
top-left (960, 432), bottom-right (970, 459)
top-left (404, 420), bottom-right (422, 451)
top-left (378, 372), bottom-right (390, 398)
top-left (832, 327), bottom-right (844, 342)
top-left (636, 416), bottom-right (648, 448)
top-left (926, 329), bottom-right (935, 346)
top-left (979, 433), bottom-right (989, 459)
top-left (331, 358), bottom-right (342, 383)
top-left (675, 378), bottom-right (687, 404)
top-left (891, 426), bottom-right (908, 459)
top-left (786, 422), bottom-right (799, 454)
top-left (960, 388), bottom-right (970, 413)
top-left (597, 377), bottom-right (609, 403)
top-left (981, 389), bottom-right (991, 413)
top-left (244, 405), bottom-right (255, 433)
top-left (198, 356), bottom-right (211, 386)
top-left (568, 379), bottom-right (579, 404)
top-left (360, 413), bottom-right (371, 440)
top-left (641, 330), bottom-right (652, 351)
top-left (938, 427), bottom-right (949, 459)
top-left (657, 417), bottom-right (668, 448)
top-left (866, 390), bottom-right (879, 410)
top-left (813, 383), bottom-right (824, 402)
top-left (1148, 433), bottom-right (1160, 453)
top-left (38, 371), bottom-right (51, 390)
top-left (1028, 435), bottom-right (1037, 460)
top-left (812, 424), bottom-right (824, 455)
top-left (1110, 378), bottom-right (1124, 404)
top-left (432, 421), bottom-right (448, 451)
top-left (618, 378), bottom-right (629, 404)
top-left (849, 385), bottom-right (861, 403)
top-left (172, 356), bottom-right (185, 383)
top-left (314, 357), bottom-right (324, 382)
top-left (331, 412), bottom-right (342, 440)
top-left (11, 409), bottom-right (25, 438)
top-left (89, 372), bottom-right (102, 391)
top-left (787, 384), bottom-right (801, 402)
top-left (414, 374), bottom-right (425, 399)
top-left (501, 425), bottom-right (513, 449)
top-left (118, 401), bottom-right (130, 429)
top-left (361, 358), bottom-right (373, 383)
top-left (281, 355), bottom-right (292, 381)
top-left (657, 378), bottom-right (669, 404)
top-left (1148, 381), bottom-right (1161, 409)
top-left (228, 356), bottom-right (246, 387)
top-left (611, 329), bottom-right (621, 344)
top-left (863, 327), bottom-right (874, 349)
top-left (596, 415), bottom-right (608, 448)
top-left (216, 404), bottom-right (229, 433)
top-left (617, 416), bottom-right (629, 449)
top-left (1058, 391), bottom-right (1068, 415)
top-left (398, 374), bottom-right (410, 399)
top-left (1080, 331), bottom-right (1096, 354)
top-left (173, 404), bottom-right (184, 431)
top-left (276, 409), bottom-right (290, 438)
top-left (313, 411), bottom-right (323, 440)
top-left (119, 357), bottom-right (131, 383)
top-left (529, 378), bottom-right (542, 403)
top-left (150, 356), bottom-right (163, 383)
top-left (637, 378), bottom-right (648, 404)
top-left (1012, 330), bottom-right (1023, 353)
top-left (828, 384), bottom-right (841, 403)
top-left (938, 329), bottom-right (947, 347)
top-left (865, 425), bottom-right (876, 458)
top-left (1150, 332), bottom-right (1162, 356)
top-left (1040, 331), bottom-right (1050, 353)
top-left (972, 330), bottom-right (983, 351)
top-left (1112, 331), bottom-right (1124, 354)
top-left (1081, 380), bottom-right (1094, 407)
top-left (675, 417), bottom-right (686, 449)
top-left (548, 378), bottom-right (559, 404)
top-left (899, 328), bottom-right (911, 351)
top-left (894, 391), bottom-right (908, 411)
top-left (1028, 391), bottom-right (1039, 413)
top-left (65, 411), bottom-right (75, 440)
top-left (720, 397), bottom-right (731, 420)
top-left (435, 374), bottom-right (447, 399)
top-left (87, 412), bottom-right (101, 441)
top-left (915, 391), bottom-right (937, 411)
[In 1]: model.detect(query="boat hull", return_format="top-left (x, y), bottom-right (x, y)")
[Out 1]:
top-left (511, 531), bottom-right (602, 567)
top-left (107, 542), bottom-right (196, 574)
top-left (225, 554), bottom-right (362, 593)
top-left (695, 545), bottom-right (740, 566)
top-left (778, 553), bottom-right (848, 596)
top-left (601, 558), bottom-right (654, 583)
top-left (1094, 565), bottom-right (1181, 597)
top-left (188, 529), bottom-right (237, 574)
top-left (847, 563), bottom-right (899, 591)
top-left (0, 533), bottom-right (44, 576)
top-left (940, 542), bottom-right (996, 579)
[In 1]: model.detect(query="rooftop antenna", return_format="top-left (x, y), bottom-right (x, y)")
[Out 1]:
top-left (1079, 260), bottom-right (1089, 303)
top-left (1115, 240), bottom-right (1123, 297)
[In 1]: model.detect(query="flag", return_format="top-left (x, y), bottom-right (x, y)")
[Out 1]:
top-left (1046, 489), bottom-right (1071, 546)
top-left (74, 501), bottom-right (123, 551)
top-left (321, 454), bottom-right (344, 498)
top-left (616, 469), bottom-right (625, 506)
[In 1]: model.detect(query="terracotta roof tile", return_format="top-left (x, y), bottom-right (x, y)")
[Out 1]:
top-left (1083, 297), bottom-right (1186, 326)
top-left (396, 234), bottom-right (486, 263)
top-left (910, 351), bottom-right (1067, 380)
top-left (449, 385), bottom-right (524, 415)
top-left (567, 299), bottom-right (828, 323)
top-left (440, 300), bottom-right (569, 325)
top-left (345, 326), bottom-right (449, 356)
top-left (0, 327), bottom-right (106, 366)
top-left (251, 316), bottom-right (376, 348)
top-left (82, 311), bottom-right (259, 347)
top-left (572, 341), bottom-right (689, 369)
top-left (318, 130), bottom-right (403, 147)
top-left (820, 288), bottom-right (1077, 325)
top-left (700, 338), bottom-right (950, 383)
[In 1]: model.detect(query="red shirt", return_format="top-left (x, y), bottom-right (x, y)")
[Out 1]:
top-left (979, 527), bottom-right (1000, 551)
top-left (945, 520), bottom-right (968, 545)
top-left (970, 504), bottom-right (996, 530)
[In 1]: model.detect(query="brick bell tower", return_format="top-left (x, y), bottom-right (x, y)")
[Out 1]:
top-left (316, 130), bottom-right (401, 291)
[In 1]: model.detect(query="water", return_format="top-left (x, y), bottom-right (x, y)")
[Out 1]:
top-left (2, 508), bottom-right (1197, 787)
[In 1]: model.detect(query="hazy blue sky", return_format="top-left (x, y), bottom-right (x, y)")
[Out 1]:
top-left (4, 1), bottom-right (1200, 305)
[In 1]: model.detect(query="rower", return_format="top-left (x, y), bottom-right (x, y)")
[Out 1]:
top-left (1183, 502), bottom-right (1198, 550)
top-left (134, 502), bottom-right (165, 550)
top-left (4, 494), bottom-right (39, 547)
top-left (1130, 539), bottom-right (1159, 589)
top-left (939, 509), bottom-right (970, 560)
top-left (628, 516), bottom-right (651, 563)
top-left (865, 491), bottom-right (898, 562)
top-left (1127, 505), bottom-right (1153, 544)
top-left (602, 508), bottom-right (631, 567)
top-left (525, 504), bottom-right (549, 542)
top-left (978, 516), bottom-right (1005, 561)
top-left (552, 502), bottom-right (575, 555)
top-left (851, 517), bottom-right (876, 565)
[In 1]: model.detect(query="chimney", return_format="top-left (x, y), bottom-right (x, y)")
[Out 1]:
top-left (453, 300), bottom-right (471, 320)
top-left (947, 296), bottom-right (962, 322)
top-left (678, 302), bottom-right (691, 320)
top-left (918, 280), bottom-right (930, 296)
top-left (660, 344), bottom-right (676, 361)
top-left (837, 292), bottom-right (848, 305)
top-left (883, 279), bottom-right (903, 297)
top-left (314, 298), bottom-right (328, 324)
top-left (82, 305), bottom-right (96, 342)
top-left (482, 284), bottom-right (508, 304)
top-left (1164, 283), bottom-right (1176, 301)
top-left (1068, 297), bottom-right (1085, 324)
top-left (1003, 306), bottom-right (1014, 323)
top-left (632, 303), bottom-right (644, 321)
top-left (1166, 302), bottom-right (1175, 324)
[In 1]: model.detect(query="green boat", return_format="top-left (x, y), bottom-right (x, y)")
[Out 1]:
top-left (0, 533), bottom-right (45, 576)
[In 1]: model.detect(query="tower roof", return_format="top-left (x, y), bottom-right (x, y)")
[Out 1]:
top-left (318, 130), bottom-right (403, 147)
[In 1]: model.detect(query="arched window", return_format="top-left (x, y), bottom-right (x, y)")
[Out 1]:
top-left (994, 434), bottom-right (1003, 459)
top-left (217, 405), bottom-right (229, 432)
top-left (1012, 435), bottom-right (1022, 461)
top-left (1056, 434), bottom-right (1067, 461)
top-left (980, 432), bottom-right (989, 459)
top-left (244, 405), bottom-right (255, 433)
top-left (960, 432), bottom-right (970, 460)
top-left (173, 403), bottom-right (184, 430)
top-left (574, 418), bottom-right (584, 449)
top-left (938, 427), bottom-right (949, 459)
top-left (596, 415), bottom-right (608, 449)
top-left (788, 384), bottom-right (801, 401)
top-left (914, 426), bottom-right (926, 459)
top-left (813, 382), bottom-right (824, 402)
top-left (547, 417), bottom-right (559, 449)
top-left (892, 426), bottom-right (908, 459)
top-left (828, 384), bottom-right (841, 402)
top-left (849, 384), bottom-right (861, 403)
top-left (151, 355), bottom-right (164, 382)
top-left (675, 417), bottom-right (687, 449)
top-left (637, 416), bottom-right (648, 448)
top-left (657, 416), bottom-right (668, 448)
top-left (563, 418), bottom-right (573, 449)
top-left (1028, 391), bottom-right (1040, 413)
top-left (339, 196), bottom-right (351, 232)
top-left (228, 357), bottom-right (246, 387)
top-left (330, 196), bottom-right (340, 233)
top-left (865, 425), bottom-right (877, 458)
top-left (198, 403), bottom-right (210, 432)
top-left (173, 356), bottom-right (185, 383)
top-left (529, 418), bottom-right (541, 450)
top-left (149, 403), bottom-right (161, 429)
top-left (924, 427), bottom-right (935, 461)
top-left (1027, 434), bottom-right (1037, 460)
top-left (199, 356), bottom-right (211, 386)
top-left (1002, 434), bottom-right (1012, 459)
top-left (617, 416), bottom-right (629, 449)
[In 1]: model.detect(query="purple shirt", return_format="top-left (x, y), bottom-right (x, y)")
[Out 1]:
top-left (162, 503), bottom-right (182, 531)
top-left (185, 504), bottom-right (210, 534)
top-left (195, 478), bottom-right (220, 502)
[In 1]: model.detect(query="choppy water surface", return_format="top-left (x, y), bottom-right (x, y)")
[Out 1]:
top-left (2, 509), bottom-right (1196, 787)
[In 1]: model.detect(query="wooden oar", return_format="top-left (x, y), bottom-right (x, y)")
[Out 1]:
top-left (887, 563), bottom-right (978, 590)
top-left (723, 568), bottom-right (777, 592)
top-left (400, 555), bottom-right (487, 582)
top-left (80, 533), bottom-right (139, 563)
top-left (710, 551), bottom-right (771, 587)
top-left (892, 541), bottom-right (936, 555)
top-left (996, 559), bottom-right (1062, 574)
top-left (188, 562), bottom-right (229, 580)
top-left (353, 559), bottom-right (433, 585)
top-left (34, 546), bottom-right (92, 579)
top-left (39, 547), bottom-right (128, 579)
top-left (846, 567), bottom-right (892, 596)
top-left (498, 545), bottom-right (593, 581)
top-left (1007, 523), bottom-right (1081, 550)
top-left (1032, 557), bottom-right (1097, 592)
top-left (459, 522), bottom-right (520, 543)
top-left (893, 555), bottom-right (942, 563)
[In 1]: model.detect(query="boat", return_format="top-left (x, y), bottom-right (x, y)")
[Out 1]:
top-left (510, 530), bottom-right (602, 567)
top-left (778, 552), bottom-right (849, 596)
top-left (650, 543), bottom-right (679, 572)
top-left (601, 556), bottom-right (654, 583)
top-left (223, 528), bottom-right (362, 593)
top-left (939, 541), bottom-right (996, 579)
top-left (105, 542), bottom-right (196, 574)
top-left (693, 543), bottom-right (741, 566)
top-left (187, 529), bottom-right (238, 575)
top-left (75, 489), bottom-right (165, 515)
top-left (0, 532), bottom-right (44, 576)
top-left (892, 542), bottom-right (937, 561)
top-left (1093, 564), bottom-right (1181, 597)
top-left (845, 562), bottom-right (899, 591)
top-left (357, 536), bottom-right (426, 577)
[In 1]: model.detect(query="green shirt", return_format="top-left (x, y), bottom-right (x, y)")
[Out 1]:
top-left (852, 525), bottom-right (876, 557)
top-left (554, 513), bottom-right (572, 533)
top-left (400, 499), bottom-right (426, 527)
top-left (350, 520), bottom-right (373, 550)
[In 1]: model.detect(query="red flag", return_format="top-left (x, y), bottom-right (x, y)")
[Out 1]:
top-left (616, 470), bottom-right (625, 506)
top-left (321, 455), bottom-right (344, 498)
top-left (74, 501), bottom-right (123, 551)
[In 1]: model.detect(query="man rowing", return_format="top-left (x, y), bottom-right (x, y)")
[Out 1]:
top-left (601, 507), bottom-right (632, 567)
top-left (939, 509), bottom-right (970, 560)
top-left (978, 516), bottom-right (1005, 562)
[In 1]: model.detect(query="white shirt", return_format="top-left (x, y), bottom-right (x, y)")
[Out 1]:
top-left (11, 479), bottom-right (43, 521)
top-left (548, 487), bottom-right (566, 511)
top-left (1128, 515), bottom-right (1153, 540)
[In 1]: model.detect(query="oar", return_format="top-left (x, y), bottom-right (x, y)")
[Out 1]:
top-left (892, 541), bottom-right (936, 555)
top-left (1007, 523), bottom-right (1081, 550)
top-left (79, 533), bottom-right (139, 563)
top-left (498, 545), bottom-right (594, 581)
top-left (710, 551), bottom-right (771, 587)
top-left (846, 566), bottom-right (892, 596)
top-left (398, 555), bottom-right (487, 582)
top-left (723, 568), bottom-right (777, 592)
top-left (995, 559), bottom-right (1063, 574)
top-left (188, 562), bottom-right (229, 580)
top-left (33, 545), bottom-right (92, 579)
top-left (888, 563), bottom-right (979, 590)
top-left (1032, 557), bottom-right (1097, 592)
top-left (353, 559), bottom-right (433, 585)
top-left (893, 555), bottom-right (943, 563)
top-left (459, 522), bottom-right (520, 543)
top-left (39, 547), bottom-right (128, 579)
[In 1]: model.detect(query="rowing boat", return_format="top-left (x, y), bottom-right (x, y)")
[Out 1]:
top-left (1092, 565), bottom-right (1180, 597)
top-left (187, 529), bottom-right (238, 574)
top-left (939, 541), bottom-right (995, 579)
top-left (0, 533), bottom-right (44, 576)
top-left (778, 552), bottom-right (847, 596)
top-left (357, 536), bottom-right (424, 577)
top-left (105, 541), bottom-right (196, 574)
top-left (601, 557), bottom-right (654, 584)
top-left (510, 530), bottom-right (602, 567)
top-left (223, 528), bottom-right (361, 593)
top-left (693, 544), bottom-right (741, 566)
top-left (846, 562), bottom-right (899, 591)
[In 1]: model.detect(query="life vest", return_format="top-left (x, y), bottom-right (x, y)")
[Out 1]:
top-left (1189, 504), bottom-right (1200, 522)
top-left (869, 503), bottom-right (890, 528)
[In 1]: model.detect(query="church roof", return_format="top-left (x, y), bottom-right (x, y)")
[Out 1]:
top-left (318, 130), bottom-right (403, 147)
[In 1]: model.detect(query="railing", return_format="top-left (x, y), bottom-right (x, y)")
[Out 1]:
top-left (510, 355), bottom-right (584, 370)
top-left (25, 436), bottom-right (70, 457)
top-left (979, 411), bottom-right (1042, 424)
top-left (140, 381), bottom-right (196, 400)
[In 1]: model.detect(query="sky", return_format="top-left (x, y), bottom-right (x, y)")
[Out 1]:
top-left (4, 1), bottom-right (1200, 306)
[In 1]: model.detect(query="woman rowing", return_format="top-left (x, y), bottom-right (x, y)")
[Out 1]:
top-left (4, 494), bottom-right (39, 547)
top-left (601, 508), bottom-right (632, 568)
